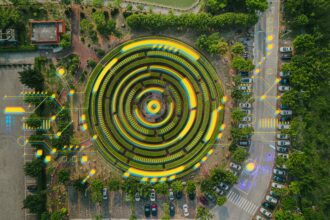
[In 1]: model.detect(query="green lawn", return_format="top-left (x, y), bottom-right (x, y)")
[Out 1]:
top-left (139, 0), bottom-right (198, 8)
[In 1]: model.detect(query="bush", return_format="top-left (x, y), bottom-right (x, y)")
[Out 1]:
top-left (231, 148), bottom-right (249, 164)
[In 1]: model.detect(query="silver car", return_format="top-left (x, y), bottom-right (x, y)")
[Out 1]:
top-left (238, 123), bottom-right (252, 128)
top-left (273, 168), bottom-right (286, 176)
top-left (230, 162), bottom-right (242, 171)
top-left (277, 140), bottom-right (290, 146)
top-left (272, 182), bottom-right (285, 189)
top-left (260, 207), bottom-right (272, 218)
top-left (266, 195), bottom-right (278, 204)
top-left (238, 85), bottom-right (252, 91)
top-left (278, 123), bottom-right (290, 130)
top-left (241, 78), bottom-right (253, 84)
top-left (242, 116), bottom-right (252, 122)
top-left (242, 109), bottom-right (252, 114)
top-left (276, 134), bottom-right (290, 139)
top-left (280, 47), bottom-right (292, 52)
top-left (239, 103), bottom-right (252, 108)
top-left (277, 153), bottom-right (289, 159)
top-left (278, 86), bottom-right (290, 92)
top-left (280, 110), bottom-right (292, 115)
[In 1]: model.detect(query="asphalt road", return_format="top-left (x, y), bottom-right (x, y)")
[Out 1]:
top-left (213, 1), bottom-right (280, 219)
top-left (0, 67), bottom-right (26, 220)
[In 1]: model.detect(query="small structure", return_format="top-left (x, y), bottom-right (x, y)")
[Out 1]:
top-left (0, 29), bottom-right (17, 45)
top-left (29, 20), bottom-right (66, 45)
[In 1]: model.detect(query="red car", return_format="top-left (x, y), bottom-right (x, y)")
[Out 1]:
top-left (151, 204), bottom-right (158, 216)
top-left (199, 196), bottom-right (209, 206)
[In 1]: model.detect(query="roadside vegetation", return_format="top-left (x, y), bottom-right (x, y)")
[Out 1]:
top-left (273, 1), bottom-right (330, 219)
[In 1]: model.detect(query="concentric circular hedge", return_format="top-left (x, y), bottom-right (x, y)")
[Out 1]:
top-left (85, 37), bottom-right (225, 182)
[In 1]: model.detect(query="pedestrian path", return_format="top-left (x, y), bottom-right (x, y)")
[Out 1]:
top-left (227, 190), bottom-right (259, 216)
top-left (258, 117), bottom-right (278, 128)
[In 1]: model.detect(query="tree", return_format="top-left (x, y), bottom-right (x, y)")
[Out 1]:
top-left (232, 56), bottom-right (254, 72)
top-left (26, 114), bottom-right (42, 128)
top-left (154, 182), bottom-right (169, 195)
top-left (231, 42), bottom-right (245, 55)
top-left (274, 209), bottom-right (304, 220)
top-left (50, 208), bottom-right (68, 220)
top-left (19, 67), bottom-right (44, 91)
top-left (196, 206), bottom-right (213, 220)
top-left (90, 179), bottom-right (104, 203)
top-left (161, 203), bottom-right (170, 220)
top-left (186, 181), bottom-right (196, 197)
top-left (23, 192), bottom-right (46, 214)
top-left (171, 180), bottom-right (184, 193)
top-left (196, 33), bottom-right (228, 56)
top-left (122, 178), bottom-right (139, 195)
top-left (24, 158), bottom-right (44, 177)
top-left (92, 0), bottom-right (103, 7)
top-left (58, 168), bottom-right (70, 184)
top-left (108, 178), bottom-right (121, 192)
top-left (232, 108), bottom-right (247, 124)
top-left (231, 147), bottom-right (249, 163)
top-left (216, 196), bottom-right (227, 206)
top-left (73, 178), bottom-right (87, 192)
top-left (246, 0), bottom-right (268, 12)
top-left (293, 34), bottom-right (315, 54)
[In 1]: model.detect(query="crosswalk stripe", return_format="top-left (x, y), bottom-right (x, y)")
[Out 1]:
top-left (241, 199), bottom-right (250, 210)
top-left (226, 191), bottom-right (259, 216)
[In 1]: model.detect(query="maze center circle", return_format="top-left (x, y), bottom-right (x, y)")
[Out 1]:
top-left (85, 37), bottom-right (225, 182)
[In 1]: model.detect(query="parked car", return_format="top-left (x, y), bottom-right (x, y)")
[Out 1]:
top-left (273, 175), bottom-right (286, 183)
top-left (229, 169), bottom-right (238, 176)
top-left (242, 109), bottom-right (252, 114)
top-left (280, 104), bottom-right (290, 110)
top-left (280, 47), bottom-right (292, 52)
top-left (269, 190), bottom-right (279, 198)
top-left (276, 134), bottom-right (290, 139)
top-left (135, 192), bottom-right (140, 202)
top-left (151, 204), bottom-right (158, 216)
top-left (230, 162), bottom-right (242, 171)
top-left (170, 203), bottom-right (175, 217)
top-left (256, 215), bottom-right (266, 220)
top-left (276, 164), bottom-right (288, 170)
top-left (241, 78), bottom-right (253, 83)
top-left (242, 116), bottom-right (252, 122)
top-left (272, 182), bottom-right (285, 189)
top-left (277, 146), bottom-right (288, 153)
top-left (239, 103), bottom-right (252, 108)
top-left (219, 182), bottom-right (229, 190)
top-left (198, 196), bottom-right (209, 206)
top-left (281, 53), bottom-right (292, 60)
top-left (238, 85), bottom-right (252, 91)
top-left (277, 140), bottom-right (291, 146)
top-left (278, 123), bottom-right (290, 130)
top-left (169, 189), bottom-right (174, 201)
top-left (205, 193), bottom-right (216, 203)
top-left (145, 204), bottom-right (151, 217)
top-left (280, 78), bottom-right (290, 85)
top-left (273, 168), bottom-right (286, 176)
top-left (260, 207), bottom-right (272, 218)
top-left (277, 153), bottom-right (289, 159)
top-left (183, 204), bottom-right (189, 217)
top-left (239, 123), bottom-right (252, 128)
top-left (279, 71), bottom-right (291, 77)
top-left (278, 85), bottom-right (290, 92)
top-left (27, 185), bottom-right (38, 192)
top-left (238, 139), bottom-right (251, 147)
top-left (176, 191), bottom-right (183, 199)
top-left (239, 71), bottom-right (250, 77)
top-left (102, 188), bottom-right (108, 200)
top-left (266, 195), bottom-right (278, 204)
top-left (150, 189), bottom-right (156, 202)
top-left (262, 201), bottom-right (275, 210)
top-left (213, 186), bottom-right (224, 195)
top-left (280, 110), bottom-right (292, 116)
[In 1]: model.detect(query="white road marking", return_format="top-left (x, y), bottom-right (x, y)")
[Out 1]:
top-left (227, 190), bottom-right (259, 216)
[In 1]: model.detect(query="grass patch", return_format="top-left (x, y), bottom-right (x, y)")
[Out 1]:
top-left (138, 0), bottom-right (198, 8)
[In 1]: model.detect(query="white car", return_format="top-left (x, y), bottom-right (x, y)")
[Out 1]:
top-left (238, 85), bottom-right (252, 91)
top-left (219, 182), bottom-right (229, 190)
top-left (278, 124), bottom-right (290, 130)
top-left (183, 204), bottom-right (189, 217)
top-left (277, 153), bottom-right (289, 159)
top-left (266, 195), bottom-right (278, 204)
top-left (272, 182), bottom-right (285, 189)
top-left (239, 103), bottom-right (252, 108)
top-left (230, 162), bottom-right (242, 171)
top-left (102, 188), bottom-right (108, 200)
top-left (260, 207), bottom-right (272, 218)
top-left (277, 140), bottom-right (290, 146)
top-left (279, 71), bottom-right (291, 77)
top-left (169, 189), bottom-right (174, 201)
top-left (278, 86), bottom-right (290, 92)
top-left (150, 189), bottom-right (156, 202)
top-left (213, 186), bottom-right (224, 195)
top-left (230, 169), bottom-right (238, 176)
top-left (280, 110), bottom-right (292, 115)
top-left (135, 192), bottom-right (140, 202)
top-left (242, 109), bottom-right (252, 114)
top-left (273, 168), bottom-right (286, 176)
top-left (238, 123), bottom-right (252, 128)
top-left (280, 47), bottom-right (292, 52)
top-left (241, 78), bottom-right (253, 83)
top-left (242, 116), bottom-right (252, 122)
top-left (276, 134), bottom-right (290, 139)
top-left (255, 215), bottom-right (266, 220)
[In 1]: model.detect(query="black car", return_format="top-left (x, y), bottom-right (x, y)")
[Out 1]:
top-left (281, 53), bottom-right (292, 60)
top-left (145, 204), bottom-right (151, 217)
top-left (277, 147), bottom-right (288, 153)
top-left (262, 201), bottom-right (275, 210)
top-left (27, 185), bottom-right (38, 192)
top-left (188, 192), bottom-right (196, 200)
top-left (239, 71), bottom-right (250, 77)
top-left (279, 115), bottom-right (291, 122)
top-left (169, 203), bottom-right (175, 217)
top-left (175, 191), bottom-right (183, 199)
top-left (280, 78), bottom-right (290, 85)
top-left (273, 175), bottom-right (286, 183)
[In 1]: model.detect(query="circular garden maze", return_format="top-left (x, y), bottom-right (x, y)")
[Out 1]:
top-left (85, 37), bottom-right (225, 182)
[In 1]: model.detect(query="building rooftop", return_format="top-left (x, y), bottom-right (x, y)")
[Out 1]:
top-left (30, 20), bottom-right (66, 45)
